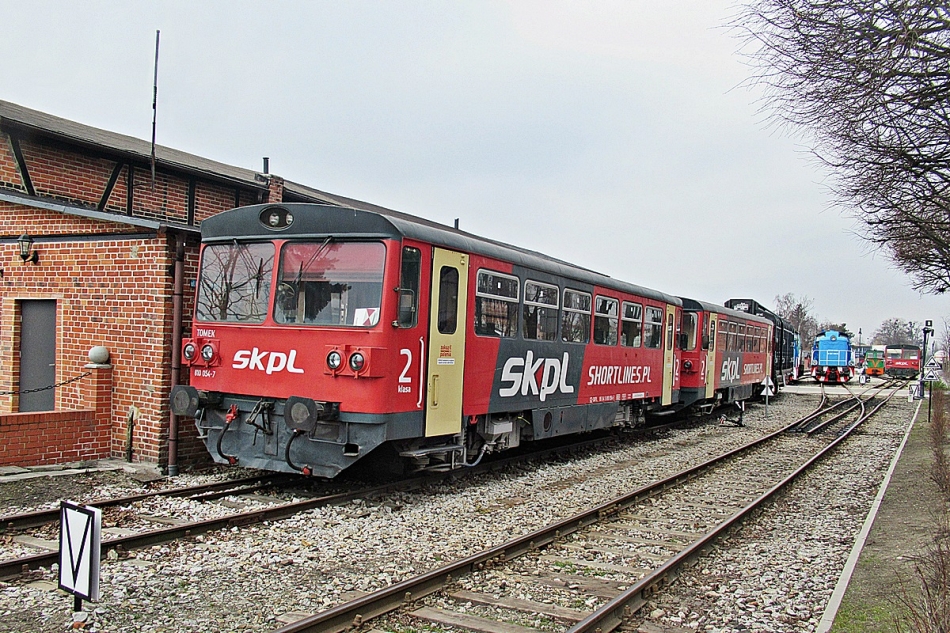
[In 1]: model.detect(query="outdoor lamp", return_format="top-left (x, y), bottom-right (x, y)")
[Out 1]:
top-left (17, 233), bottom-right (38, 264)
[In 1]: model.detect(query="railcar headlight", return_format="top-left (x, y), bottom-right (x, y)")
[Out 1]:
top-left (327, 350), bottom-right (342, 370)
top-left (183, 342), bottom-right (196, 361)
top-left (683, 360), bottom-right (692, 371)
top-left (349, 352), bottom-right (365, 372)
top-left (201, 344), bottom-right (215, 362)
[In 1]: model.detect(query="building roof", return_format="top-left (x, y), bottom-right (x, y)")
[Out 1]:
top-left (0, 100), bottom-right (268, 191)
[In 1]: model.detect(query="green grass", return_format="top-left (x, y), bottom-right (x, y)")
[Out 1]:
top-left (830, 600), bottom-right (909, 633)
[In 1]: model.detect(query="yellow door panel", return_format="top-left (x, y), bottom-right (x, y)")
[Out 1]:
top-left (705, 314), bottom-right (717, 400)
top-left (662, 305), bottom-right (676, 406)
top-left (425, 248), bottom-right (468, 437)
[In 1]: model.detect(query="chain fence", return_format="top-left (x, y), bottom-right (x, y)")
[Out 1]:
top-left (0, 371), bottom-right (92, 396)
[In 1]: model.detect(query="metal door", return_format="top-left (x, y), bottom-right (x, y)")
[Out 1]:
top-left (662, 305), bottom-right (676, 405)
top-left (425, 248), bottom-right (469, 437)
top-left (19, 300), bottom-right (56, 412)
top-left (705, 313), bottom-right (717, 400)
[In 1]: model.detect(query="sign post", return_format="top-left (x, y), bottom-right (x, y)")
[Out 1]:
top-left (920, 320), bottom-right (934, 401)
top-left (922, 352), bottom-right (942, 427)
top-left (58, 501), bottom-right (102, 613)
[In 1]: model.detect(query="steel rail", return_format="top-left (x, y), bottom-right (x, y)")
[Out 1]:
top-left (0, 472), bottom-right (295, 532)
top-left (0, 428), bottom-right (653, 579)
top-left (270, 411), bottom-right (819, 633)
top-left (566, 383), bottom-right (901, 632)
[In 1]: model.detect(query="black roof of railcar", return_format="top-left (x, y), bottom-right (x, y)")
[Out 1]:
top-left (201, 203), bottom-right (681, 306)
top-left (724, 298), bottom-right (795, 331)
top-left (680, 297), bottom-right (771, 326)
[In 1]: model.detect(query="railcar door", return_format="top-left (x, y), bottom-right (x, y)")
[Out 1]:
top-left (425, 248), bottom-right (469, 437)
top-left (662, 304), bottom-right (676, 405)
top-left (705, 313), bottom-right (717, 400)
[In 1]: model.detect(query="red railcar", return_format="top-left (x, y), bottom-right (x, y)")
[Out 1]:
top-left (171, 203), bottom-right (773, 477)
top-left (884, 345), bottom-right (921, 378)
top-left (678, 299), bottom-right (772, 411)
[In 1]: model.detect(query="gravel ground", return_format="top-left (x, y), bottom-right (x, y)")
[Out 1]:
top-left (0, 392), bottom-right (915, 633)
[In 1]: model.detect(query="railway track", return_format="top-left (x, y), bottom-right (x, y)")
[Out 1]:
top-left (268, 383), bottom-right (904, 633)
top-left (790, 379), bottom-right (904, 435)
top-left (1, 421), bottom-right (692, 580)
top-left (0, 471), bottom-right (296, 532)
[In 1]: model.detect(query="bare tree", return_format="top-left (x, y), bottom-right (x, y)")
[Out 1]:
top-left (773, 293), bottom-right (820, 345)
top-left (819, 320), bottom-right (854, 339)
top-left (873, 317), bottom-right (921, 345)
top-left (732, 1), bottom-right (950, 294)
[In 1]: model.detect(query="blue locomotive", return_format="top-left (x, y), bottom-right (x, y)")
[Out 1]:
top-left (811, 330), bottom-right (853, 383)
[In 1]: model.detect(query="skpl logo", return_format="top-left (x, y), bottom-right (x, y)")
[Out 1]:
top-left (499, 351), bottom-right (575, 402)
top-left (233, 348), bottom-right (304, 375)
top-left (721, 357), bottom-right (740, 382)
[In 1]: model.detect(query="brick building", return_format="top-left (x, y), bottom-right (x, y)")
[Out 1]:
top-left (0, 99), bottom-right (371, 473)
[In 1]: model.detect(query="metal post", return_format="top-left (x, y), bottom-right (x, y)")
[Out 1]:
top-left (921, 320), bottom-right (933, 401)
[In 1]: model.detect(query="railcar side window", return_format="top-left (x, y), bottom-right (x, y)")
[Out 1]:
top-left (737, 324), bottom-right (746, 352)
top-left (593, 296), bottom-right (619, 345)
top-left (728, 322), bottom-right (737, 351)
top-left (397, 247), bottom-right (422, 328)
top-left (681, 312), bottom-right (697, 350)
top-left (644, 306), bottom-right (663, 348)
top-left (718, 321), bottom-right (727, 352)
top-left (274, 241), bottom-right (385, 327)
top-left (562, 289), bottom-right (592, 343)
top-left (621, 302), bottom-right (642, 347)
top-left (474, 270), bottom-right (519, 337)
top-left (196, 242), bottom-right (275, 323)
top-left (523, 281), bottom-right (559, 341)
top-left (438, 266), bottom-right (459, 334)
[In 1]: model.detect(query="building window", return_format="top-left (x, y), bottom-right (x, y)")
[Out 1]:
top-left (594, 296), bottom-right (619, 346)
top-left (523, 280), bottom-right (559, 341)
top-left (621, 301), bottom-right (642, 347)
top-left (562, 289), bottom-right (591, 343)
top-left (474, 270), bottom-right (519, 337)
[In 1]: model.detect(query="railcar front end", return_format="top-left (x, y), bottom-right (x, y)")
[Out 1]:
top-left (884, 345), bottom-right (921, 378)
top-left (170, 205), bottom-right (430, 477)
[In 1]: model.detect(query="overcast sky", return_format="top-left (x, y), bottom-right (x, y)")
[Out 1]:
top-left (3, 1), bottom-right (946, 344)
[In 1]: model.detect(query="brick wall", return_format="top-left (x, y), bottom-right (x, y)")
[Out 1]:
top-left (0, 126), bottom-right (274, 471)
top-left (0, 366), bottom-right (112, 467)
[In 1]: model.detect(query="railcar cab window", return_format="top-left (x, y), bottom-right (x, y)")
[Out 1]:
top-left (274, 241), bottom-right (385, 327)
top-left (644, 306), bottom-right (663, 348)
top-left (621, 302), bottom-right (642, 347)
top-left (196, 242), bottom-right (274, 323)
top-left (594, 296), bottom-right (619, 345)
top-left (562, 289), bottom-right (592, 343)
top-left (523, 281), bottom-right (559, 341)
top-left (681, 312), bottom-right (698, 350)
top-left (475, 270), bottom-right (518, 337)
top-left (396, 246), bottom-right (421, 327)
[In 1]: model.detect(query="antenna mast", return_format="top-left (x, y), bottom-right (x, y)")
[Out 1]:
top-left (150, 30), bottom-right (160, 191)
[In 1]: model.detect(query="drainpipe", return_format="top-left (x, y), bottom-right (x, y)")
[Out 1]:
top-left (168, 236), bottom-right (185, 476)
